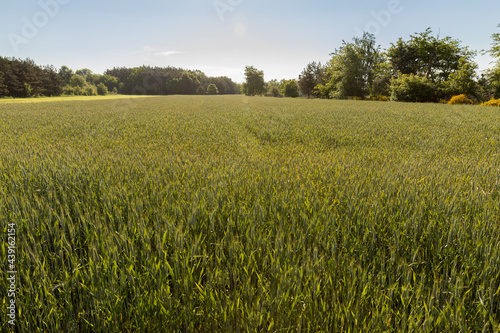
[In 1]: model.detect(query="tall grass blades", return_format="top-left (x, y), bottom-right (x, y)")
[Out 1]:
top-left (0, 96), bottom-right (499, 332)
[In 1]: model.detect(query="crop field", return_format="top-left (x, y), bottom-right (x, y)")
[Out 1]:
top-left (1, 95), bottom-right (500, 332)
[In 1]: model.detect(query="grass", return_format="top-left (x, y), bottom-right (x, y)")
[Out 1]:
top-left (1, 95), bottom-right (499, 332)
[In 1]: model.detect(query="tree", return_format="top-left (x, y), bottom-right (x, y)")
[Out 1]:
top-left (42, 65), bottom-right (62, 96)
top-left (97, 82), bottom-right (108, 96)
top-left (178, 72), bottom-right (201, 95)
top-left (299, 62), bottom-right (326, 98)
top-left (0, 71), bottom-right (8, 97)
top-left (447, 57), bottom-right (478, 97)
top-left (487, 24), bottom-right (500, 98)
top-left (69, 74), bottom-right (86, 88)
top-left (322, 33), bottom-right (381, 99)
top-left (490, 24), bottom-right (500, 59)
top-left (284, 80), bottom-right (299, 98)
top-left (207, 83), bottom-right (219, 95)
top-left (299, 62), bottom-right (318, 98)
top-left (96, 74), bottom-right (119, 92)
top-left (267, 79), bottom-right (281, 97)
top-left (244, 66), bottom-right (266, 96)
top-left (387, 28), bottom-right (474, 83)
top-left (59, 66), bottom-right (74, 86)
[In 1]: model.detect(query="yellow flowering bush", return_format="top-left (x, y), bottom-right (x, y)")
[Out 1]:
top-left (481, 98), bottom-right (500, 106)
top-left (447, 94), bottom-right (473, 105)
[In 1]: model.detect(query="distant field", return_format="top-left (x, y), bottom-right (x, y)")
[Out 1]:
top-left (1, 95), bottom-right (499, 332)
top-left (0, 94), bottom-right (153, 104)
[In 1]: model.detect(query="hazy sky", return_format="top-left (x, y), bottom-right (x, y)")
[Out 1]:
top-left (1, 0), bottom-right (499, 83)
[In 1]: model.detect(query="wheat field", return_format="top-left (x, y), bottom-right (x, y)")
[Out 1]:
top-left (1, 95), bottom-right (499, 332)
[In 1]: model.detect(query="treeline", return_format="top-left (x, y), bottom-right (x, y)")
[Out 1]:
top-left (244, 26), bottom-right (500, 103)
top-left (0, 59), bottom-right (240, 98)
top-left (0, 58), bottom-right (61, 98)
top-left (300, 27), bottom-right (500, 102)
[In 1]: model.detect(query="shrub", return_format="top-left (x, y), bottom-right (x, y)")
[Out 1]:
top-left (62, 85), bottom-right (76, 95)
top-left (370, 95), bottom-right (388, 101)
top-left (85, 85), bottom-right (98, 96)
top-left (481, 98), bottom-right (500, 106)
top-left (447, 94), bottom-right (473, 105)
top-left (390, 74), bottom-right (436, 103)
top-left (97, 83), bottom-right (108, 96)
top-left (284, 80), bottom-right (299, 98)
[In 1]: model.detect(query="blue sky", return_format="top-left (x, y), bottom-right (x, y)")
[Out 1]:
top-left (1, 0), bottom-right (499, 83)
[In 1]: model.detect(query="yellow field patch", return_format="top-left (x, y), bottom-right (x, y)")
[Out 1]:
top-left (0, 94), bottom-right (156, 104)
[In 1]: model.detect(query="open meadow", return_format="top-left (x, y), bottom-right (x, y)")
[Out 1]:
top-left (1, 95), bottom-right (500, 332)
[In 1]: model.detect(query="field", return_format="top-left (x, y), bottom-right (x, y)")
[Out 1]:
top-left (1, 95), bottom-right (499, 332)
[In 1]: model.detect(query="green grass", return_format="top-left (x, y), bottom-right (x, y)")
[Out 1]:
top-left (1, 95), bottom-right (499, 332)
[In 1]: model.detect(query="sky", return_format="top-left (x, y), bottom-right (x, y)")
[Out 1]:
top-left (1, 0), bottom-right (499, 83)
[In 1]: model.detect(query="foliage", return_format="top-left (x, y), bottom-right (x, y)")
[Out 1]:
top-left (58, 65), bottom-right (74, 86)
top-left (370, 95), bottom-right (389, 101)
top-left (298, 62), bottom-right (325, 98)
top-left (1, 96), bottom-right (500, 331)
top-left (447, 94), bottom-right (473, 105)
top-left (283, 79), bottom-right (299, 98)
top-left (390, 73), bottom-right (436, 102)
top-left (387, 28), bottom-right (475, 83)
top-left (207, 83), bottom-right (219, 95)
top-left (481, 98), bottom-right (500, 106)
top-left (323, 33), bottom-right (382, 99)
top-left (446, 58), bottom-right (479, 97)
top-left (69, 74), bottom-right (86, 88)
top-left (490, 23), bottom-right (500, 59)
top-left (244, 66), bottom-right (266, 96)
top-left (97, 82), bottom-right (109, 96)
top-left (0, 57), bottom-right (61, 98)
top-left (266, 79), bottom-right (281, 97)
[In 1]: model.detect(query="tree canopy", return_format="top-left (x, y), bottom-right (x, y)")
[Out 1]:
top-left (243, 66), bottom-right (266, 96)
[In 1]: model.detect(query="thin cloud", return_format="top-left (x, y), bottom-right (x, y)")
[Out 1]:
top-left (133, 46), bottom-right (185, 57)
top-left (153, 50), bottom-right (184, 57)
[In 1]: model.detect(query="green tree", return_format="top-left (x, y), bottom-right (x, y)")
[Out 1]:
top-left (487, 24), bottom-right (500, 98)
top-left (299, 62), bottom-right (318, 98)
top-left (69, 74), bottom-right (86, 88)
top-left (58, 66), bottom-right (74, 86)
top-left (97, 82), bottom-right (108, 96)
top-left (284, 80), bottom-right (299, 98)
top-left (387, 28), bottom-right (474, 83)
top-left (76, 68), bottom-right (93, 78)
top-left (42, 65), bottom-right (62, 97)
top-left (490, 24), bottom-right (500, 59)
top-left (0, 71), bottom-right (8, 97)
top-left (267, 79), bottom-right (281, 97)
top-left (323, 33), bottom-right (381, 99)
top-left (96, 74), bottom-right (119, 92)
top-left (244, 66), bottom-right (266, 96)
top-left (299, 62), bottom-right (326, 98)
top-left (207, 83), bottom-right (219, 95)
top-left (177, 72), bottom-right (201, 95)
top-left (447, 57), bottom-right (478, 97)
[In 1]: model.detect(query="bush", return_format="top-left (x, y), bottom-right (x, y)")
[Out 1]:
top-left (481, 98), bottom-right (500, 106)
top-left (62, 85), bottom-right (76, 96)
top-left (370, 95), bottom-right (389, 101)
top-left (97, 83), bottom-right (108, 96)
top-left (447, 94), bottom-right (473, 105)
top-left (85, 85), bottom-right (98, 96)
top-left (284, 80), bottom-right (299, 98)
top-left (269, 86), bottom-right (281, 98)
top-left (390, 74), bottom-right (436, 103)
